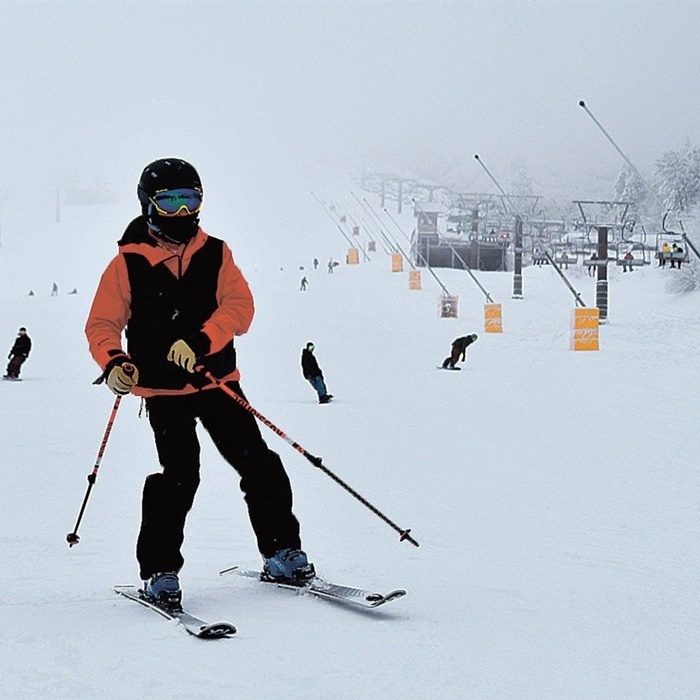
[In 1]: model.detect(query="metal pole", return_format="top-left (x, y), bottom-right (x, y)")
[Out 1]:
top-left (579, 100), bottom-right (700, 263)
top-left (360, 213), bottom-right (392, 255)
top-left (678, 220), bottom-right (700, 264)
top-left (328, 199), bottom-right (371, 262)
top-left (543, 251), bottom-right (587, 307)
top-left (351, 192), bottom-right (415, 270)
top-left (513, 215), bottom-right (523, 299)
top-left (311, 192), bottom-right (369, 262)
top-left (473, 154), bottom-right (518, 213)
top-left (596, 226), bottom-right (609, 322)
top-left (350, 191), bottom-right (398, 254)
top-left (345, 209), bottom-right (377, 257)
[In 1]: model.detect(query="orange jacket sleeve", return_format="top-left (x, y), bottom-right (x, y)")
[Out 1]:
top-left (200, 242), bottom-right (255, 353)
top-left (85, 255), bottom-right (132, 370)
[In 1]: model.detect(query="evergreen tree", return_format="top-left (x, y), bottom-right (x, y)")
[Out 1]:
top-left (654, 141), bottom-right (700, 213)
top-left (614, 163), bottom-right (647, 211)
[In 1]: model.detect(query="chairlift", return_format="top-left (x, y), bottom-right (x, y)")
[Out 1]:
top-left (655, 231), bottom-right (689, 266)
top-left (553, 249), bottom-right (577, 268)
top-left (530, 241), bottom-right (549, 266)
top-left (615, 240), bottom-right (649, 267)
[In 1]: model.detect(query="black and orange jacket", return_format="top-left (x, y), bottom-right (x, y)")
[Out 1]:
top-left (85, 216), bottom-right (254, 398)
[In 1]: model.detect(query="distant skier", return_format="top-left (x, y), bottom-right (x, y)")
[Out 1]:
top-left (300, 276), bottom-right (308, 291)
top-left (301, 342), bottom-right (333, 403)
top-left (622, 251), bottom-right (634, 273)
top-left (4, 327), bottom-right (31, 379)
top-left (441, 334), bottom-right (477, 370)
top-left (313, 258), bottom-right (319, 270)
top-left (51, 282), bottom-right (58, 296)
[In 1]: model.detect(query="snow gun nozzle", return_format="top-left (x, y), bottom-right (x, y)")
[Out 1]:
top-left (399, 529), bottom-right (420, 548)
top-left (122, 363), bottom-right (135, 376)
top-left (66, 532), bottom-right (80, 547)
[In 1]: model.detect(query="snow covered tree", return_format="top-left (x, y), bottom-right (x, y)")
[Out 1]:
top-left (614, 163), bottom-right (648, 211)
top-left (654, 142), bottom-right (700, 213)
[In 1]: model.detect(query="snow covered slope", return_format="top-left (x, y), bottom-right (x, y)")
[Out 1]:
top-left (1, 198), bottom-right (699, 699)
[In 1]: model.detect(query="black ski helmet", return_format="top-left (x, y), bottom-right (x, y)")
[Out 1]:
top-left (137, 158), bottom-right (202, 207)
top-left (137, 158), bottom-right (203, 244)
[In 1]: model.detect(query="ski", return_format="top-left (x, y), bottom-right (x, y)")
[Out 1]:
top-left (220, 566), bottom-right (406, 609)
top-left (113, 585), bottom-right (236, 639)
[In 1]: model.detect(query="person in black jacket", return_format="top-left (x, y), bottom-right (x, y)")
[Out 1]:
top-left (301, 342), bottom-right (333, 403)
top-left (442, 334), bottom-right (477, 370)
top-left (5, 327), bottom-right (31, 379)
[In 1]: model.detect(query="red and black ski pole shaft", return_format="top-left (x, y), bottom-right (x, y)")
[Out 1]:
top-left (66, 364), bottom-right (133, 547)
top-left (197, 367), bottom-right (419, 547)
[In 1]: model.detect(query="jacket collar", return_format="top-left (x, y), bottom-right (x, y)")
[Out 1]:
top-left (118, 216), bottom-right (208, 266)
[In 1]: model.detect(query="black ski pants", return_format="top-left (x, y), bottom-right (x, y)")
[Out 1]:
top-left (442, 344), bottom-right (463, 369)
top-left (137, 382), bottom-right (302, 580)
top-left (6, 355), bottom-right (26, 377)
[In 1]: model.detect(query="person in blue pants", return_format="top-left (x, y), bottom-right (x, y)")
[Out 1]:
top-left (301, 342), bottom-right (333, 403)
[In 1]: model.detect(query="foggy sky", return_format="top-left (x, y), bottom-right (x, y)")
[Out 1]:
top-left (2, 0), bottom-right (700, 203)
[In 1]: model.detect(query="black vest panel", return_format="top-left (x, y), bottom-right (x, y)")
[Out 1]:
top-left (124, 237), bottom-right (236, 389)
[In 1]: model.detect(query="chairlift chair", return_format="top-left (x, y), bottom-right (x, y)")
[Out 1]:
top-left (655, 231), bottom-right (689, 265)
top-left (615, 240), bottom-right (649, 267)
top-left (554, 249), bottom-right (578, 268)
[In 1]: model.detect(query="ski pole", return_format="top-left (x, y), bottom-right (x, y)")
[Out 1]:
top-left (197, 367), bottom-right (420, 548)
top-left (66, 365), bottom-right (132, 547)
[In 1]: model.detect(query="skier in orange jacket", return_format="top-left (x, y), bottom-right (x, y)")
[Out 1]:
top-left (85, 158), bottom-right (313, 608)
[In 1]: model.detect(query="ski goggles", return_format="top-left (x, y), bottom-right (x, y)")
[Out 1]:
top-left (149, 188), bottom-right (203, 216)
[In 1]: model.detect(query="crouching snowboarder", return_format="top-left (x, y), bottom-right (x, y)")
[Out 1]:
top-left (441, 333), bottom-right (477, 370)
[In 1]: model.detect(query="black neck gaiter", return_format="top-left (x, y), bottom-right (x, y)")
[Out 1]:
top-left (148, 213), bottom-right (200, 244)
